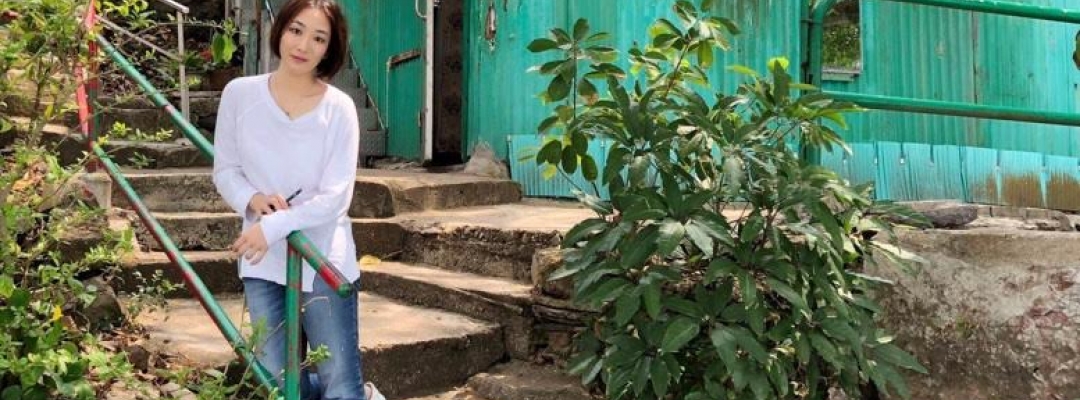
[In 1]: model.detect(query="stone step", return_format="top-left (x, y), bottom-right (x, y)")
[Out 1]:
top-left (123, 202), bottom-right (584, 287)
top-left (102, 168), bottom-right (522, 217)
top-left (360, 261), bottom-right (535, 358)
top-left (112, 251), bottom-right (242, 296)
top-left (136, 293), bottom-right (505, 399)
top-left (466, 361), bottom-right (592, 400)
top-left (0, 119), bottom-right (210, 169)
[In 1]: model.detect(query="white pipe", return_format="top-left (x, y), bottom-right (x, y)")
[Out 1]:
top-left (155, 0), bottom-right (189, 14)
top-left (178, 10), bottom-right (189, 121)
top-left (98, 16), bottom-right (179, 60)
top-left (422, 0), bottom-right (436, 161)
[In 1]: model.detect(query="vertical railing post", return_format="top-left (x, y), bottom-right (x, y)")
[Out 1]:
top-left (285, 245), bottom-right (303, 400)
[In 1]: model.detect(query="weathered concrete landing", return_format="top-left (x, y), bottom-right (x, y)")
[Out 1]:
top-left (136, 293), bottom-right (504, 399)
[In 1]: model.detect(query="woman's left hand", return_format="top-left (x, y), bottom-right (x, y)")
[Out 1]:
top-left (232, 223), bottom-right (269, 265)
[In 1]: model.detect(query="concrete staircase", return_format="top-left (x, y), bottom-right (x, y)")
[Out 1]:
top-left (97, 165), bottom-right (599, 399)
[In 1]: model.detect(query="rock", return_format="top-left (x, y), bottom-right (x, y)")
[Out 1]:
top-left (76, 276), bottom-right (127, 332)
top-left (1051, 211), bottom-right (1076, 232)
top-left (903, 200), bottom-right (978, 228)
top-left (531, 248), bottom-right (572, 299)
top-left (463, 141), bottom-right (510, 179)
top-left (159, 383), bottom-right (182, 394)
top-left (172, 389), bottom-right (196, 400)
top-left (125, 342), bottom-right (153, 372)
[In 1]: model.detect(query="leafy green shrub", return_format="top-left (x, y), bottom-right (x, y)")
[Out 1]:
top-left (528, 1), bottom-right (927, 399)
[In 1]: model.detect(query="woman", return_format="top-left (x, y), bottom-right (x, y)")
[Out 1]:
top-left (212, 1), bottom-right (382, 399)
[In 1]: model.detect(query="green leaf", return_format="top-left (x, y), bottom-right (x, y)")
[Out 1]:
top-left (767, 278), bottom-right (809, 316)
top-left (581, 154), bottom-right (599, 181)
top-left (710, 326), bottom-right (738, 369)
top-left (579, 277), bottom-right (631, 306)
top-left (2, 385), bottom-right (21, 400)
top-left (727, 64), bottom-right (760, 77)
top-left (537, 115), bottom-right (559, 134)
top-left (563, 218), bottom-right (608, 245)
top-left (706, 258), bottom-right (737, 281)
top-left (9, 289), bottom-right (30, 308)
top-left (874, 343), bottom-right (928, 374)
top-left (685, 222), bottom-right (714, 257)
top-left (632, 357), bottom-right (652, 396)
top-left (0, 275), bottom-right (14, 298)
top-left (810, 332), bottom-right (841, 367)
top-left (572, 18), bottom-right (590, 41)
top-left (657, 220), bottom-right (686, 256)
top-left (561, 145), bottom-right (579, 173)
top-left (697, 43), bottom-right (714, 69)
top-left (661, 317), bottom-right (700, 353)
top-left (542, 164), bottom-right (558, 180)
top-left (767, 56), bottom-right (790, 72)
top-left (691, 213), bottom-right (733, 246)
top-left (527, 38), bottom-right (559, 52)
top-left (547, 75), bottom-right (572, 102)
top-left (585, 32), bottom-right (612, 43)
top-left (615, 292), bottom-right (642, 326)
top-left (578, 78), bottom-right (598, 103)
top-left (820, 317), bottom-right (860, 345)
top-left (643, 283), bottom-right (662, 319)
top-left (537, 139), bottom-right (563, 165)
top-left (732, 327), bottom-right (769, 364)
top-left (650, 354), bottom-right (672, 397)
top-left (664, 297), bottom-right (705, 319)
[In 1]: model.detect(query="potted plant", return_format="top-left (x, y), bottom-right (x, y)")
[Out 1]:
top-left (203, 19), bottom-right (240, 90)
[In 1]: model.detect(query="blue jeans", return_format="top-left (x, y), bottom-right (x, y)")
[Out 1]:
top-left (244, 277), bottom-right (365, 400)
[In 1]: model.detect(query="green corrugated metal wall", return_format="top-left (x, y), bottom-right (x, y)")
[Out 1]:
top-left (820, 0), bottom-right (1080, 209)
top-left (824, 0), bottom-right (1080, 155)
top-left (462, 0), bottom-right (803, 160)
top-left (343, 0), bottom-right (425, 160)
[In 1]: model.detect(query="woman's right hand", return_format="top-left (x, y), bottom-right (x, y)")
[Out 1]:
top-left (248, 193), bottom-right (290, 216)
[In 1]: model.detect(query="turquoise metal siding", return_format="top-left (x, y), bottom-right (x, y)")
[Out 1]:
top-left (344, 0), bottom-right (425, 159)
top-left (463, 0), bottom-right (803, 161)
top-left (821, 0), bottom-right (1080, 209)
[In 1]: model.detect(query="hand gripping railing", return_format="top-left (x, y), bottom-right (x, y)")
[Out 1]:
top-left (80, 3), bottom-right (353, 400)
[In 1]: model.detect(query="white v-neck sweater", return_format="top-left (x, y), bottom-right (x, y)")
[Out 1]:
top-left (212, 73), bottom-right (360, 292)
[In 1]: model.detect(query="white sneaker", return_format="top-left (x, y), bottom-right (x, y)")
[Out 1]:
top-left (365, 382), bottom-right (386, 400)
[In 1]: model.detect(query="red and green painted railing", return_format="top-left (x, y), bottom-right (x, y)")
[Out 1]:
top-left (80, 3), bottom-right (352, 400)
top-left (805, 0), bottom-right (1080, 130)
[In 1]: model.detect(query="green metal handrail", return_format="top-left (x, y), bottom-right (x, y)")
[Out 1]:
top-left (805, 0), bottom-right (1080, 127)
top-left (92, 143), bottom-right (282, 393)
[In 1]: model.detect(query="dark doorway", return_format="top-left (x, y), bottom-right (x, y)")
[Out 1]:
top-left (431, 0), bottom-right (465, 165)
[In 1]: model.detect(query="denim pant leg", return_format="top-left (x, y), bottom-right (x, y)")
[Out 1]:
top-left (243, 278), bottom-right (317, 399)
top-left (302, 277), bottom-right (365, 400)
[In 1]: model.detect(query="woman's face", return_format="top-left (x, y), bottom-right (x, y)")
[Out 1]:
top-left (278, 7), bottom-right (331, 77)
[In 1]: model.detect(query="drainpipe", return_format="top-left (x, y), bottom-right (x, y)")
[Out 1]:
top-left (422, 0), bottom-right (438, 161)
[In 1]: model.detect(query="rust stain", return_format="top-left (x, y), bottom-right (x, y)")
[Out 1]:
top-left (978, 173), bottom-right (1080, 211)
top-left (1045, 172), bottom-right (1080, 211)
top-left (999, 174), bottom-right (1042, 209)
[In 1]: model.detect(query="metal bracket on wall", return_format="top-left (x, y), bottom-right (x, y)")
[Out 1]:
top-left (388, 49), bottom-right (422, 69)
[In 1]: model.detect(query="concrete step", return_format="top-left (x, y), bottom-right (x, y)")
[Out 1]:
top-left (386, 202), bottom-right (588, 283)
top-left (0, 120), bottom-right (210, 169)
top-left (102, 168), bottom-right (522, 217)
top-left (111, 250), bottom-right (242, 296)
top-left (136, 293), bottom-right (505, 399)
top-left (360, 261), bottom-right (534, 358)
top-left (466, 361), bottom-right (592, 400)
top-left (125, 202), bottom-right (586, 286)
